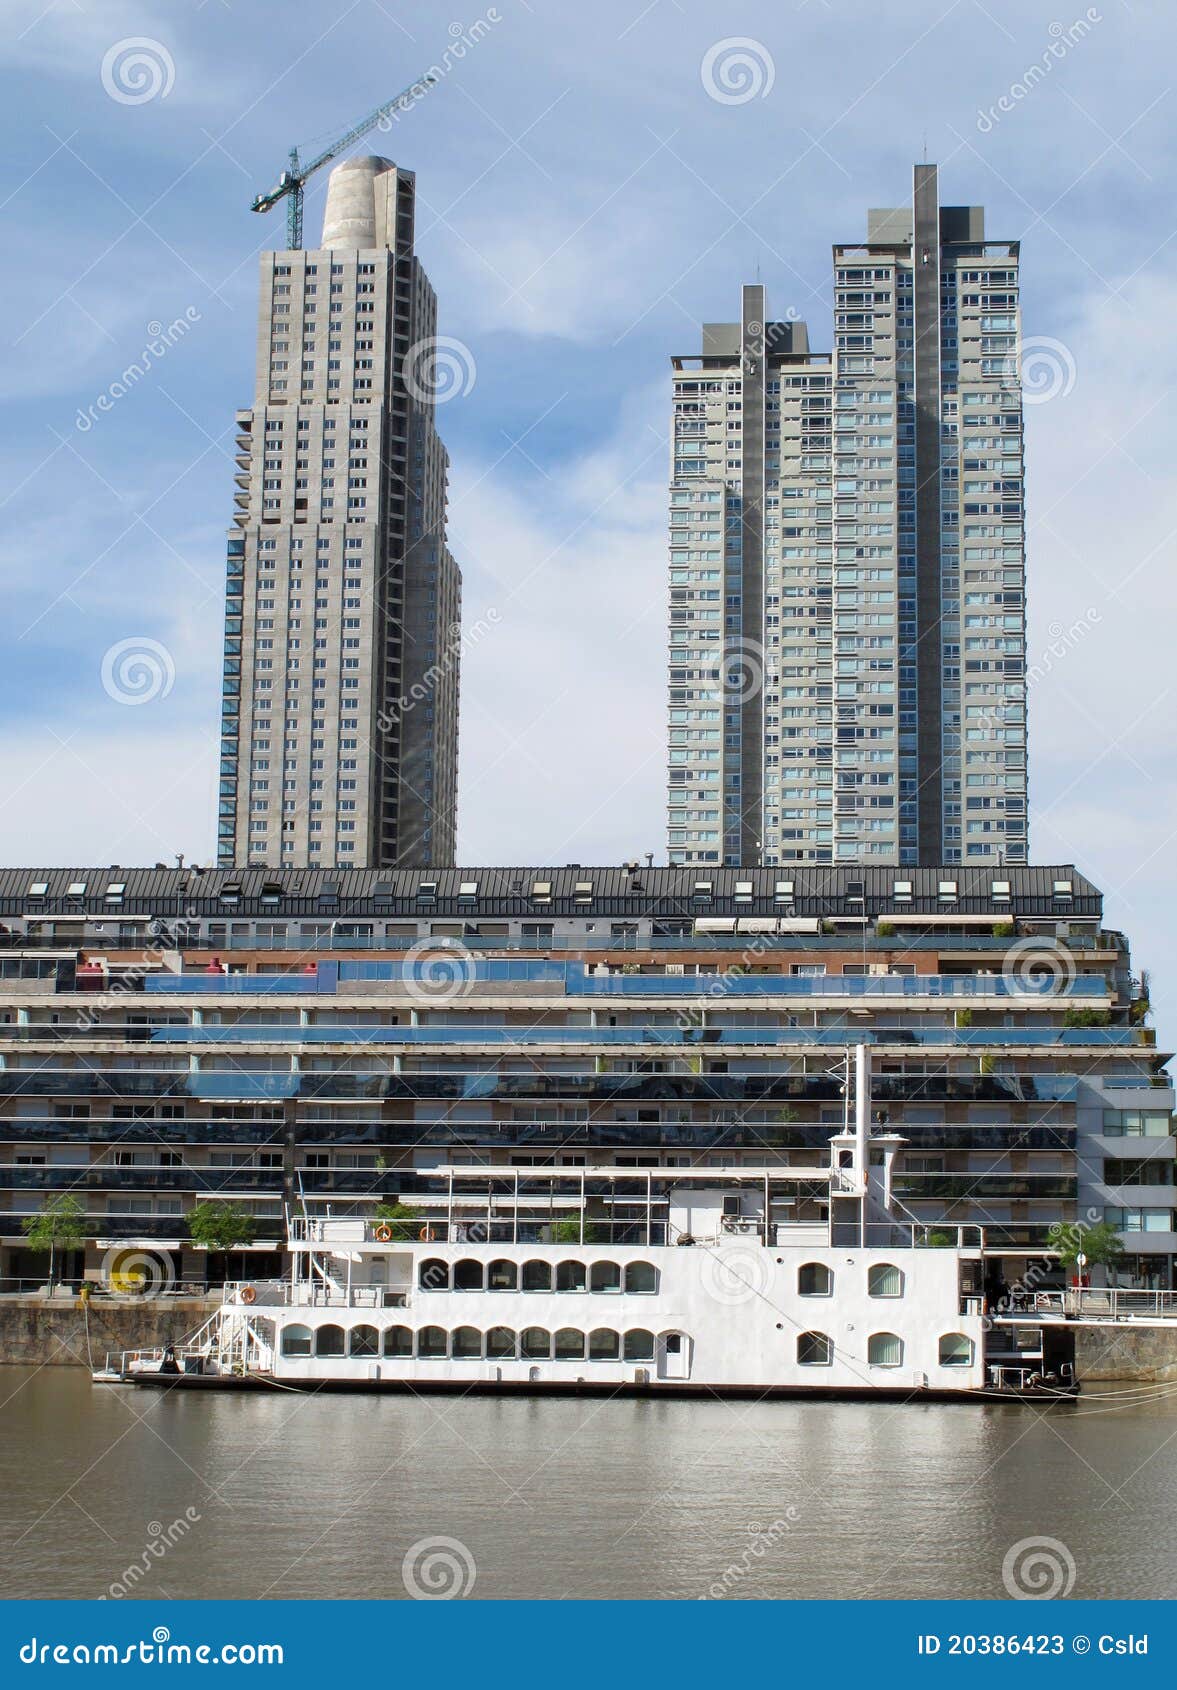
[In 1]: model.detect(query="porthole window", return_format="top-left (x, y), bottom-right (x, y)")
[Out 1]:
top-left (453, 1260), bottom-right (484, 1291)
top-left (797, 1330), bottom-right (832, 1366)
top-left (623, 1329), bottom-right (655, 1362)
top-left (522, 1259), bottom-right (553, 1293)
top-left (868, 1263), bottom-right (904, 1298)
top-left (314, 1324), bottom-right (345, 1358)
top-left (624, 1261), bottom-right (658, 1295)
top-left (556, 1259), bottom-right (586, 1292)
top-left (939, 1333), bottom-right (974, 1367)
top-left (418, 1258), bottom-right (449, 1291)
top-left (590, 1261), bottom-right (621, 1294)
top-left (349, 1324), bottom-right (378, 1358)
top-left (521, 1326), bottom-right (551, 1359)
top-left (486, 1326), bottom-right (516, 1359)
top-left (383, 1325), bottom-right (412, 1357)
top-left (488, 1259), bottom-right (518, 1291)
top-left (281, 1323), bottom-right (312, 1357)
top-left (868, 1332), bottom-right (903, 1367)
top-left (416, 1325), bottom-right (447, 1358)
top-left (798, 1262), bottom-right (833, 1297)
top-left (589, 1328), bottom-right (620, 1360)
top-left (554, 1327), bottom-right (585, 1360)
top-left (451, 1325), bottom-right (482, 1359)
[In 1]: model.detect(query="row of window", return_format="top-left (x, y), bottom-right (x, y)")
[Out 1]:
top-left (281, 1323), bottom-right (660, 1362)
top-left (418, 1258), bottom-right (658, 1294)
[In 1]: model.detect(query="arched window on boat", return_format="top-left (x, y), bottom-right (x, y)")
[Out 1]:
top-left (488, 1259), bottom-right (518, 1291)
top-left (868, 1263), bottom-right (904, 1299)
top-left (349, 1324), bottom-right (379, 1358)
top-left (521, 1326), bottom-right (551, 1359)
top-left (939, 1332), bottom-right (974, 1367)
top-left (623, 1329), bottom-right (655, 1362)
top-left (314, 1324), bottom-right (345, 1358)
top-left (554, 1327), bottom-right (585, 1360)
top-left (416, 1325), bottom-right (447, 1358)
top-left (624, 1261), bottom-right (658, 1295)
top-left (419, 1258), bottom-right (449, 1291)
top-left (868, 1332), bottom-right (903, 1368)
top-left (556, 1259), bottom-right (586, 1292)
top-left (522, 1259), bottom-right (553, 1293)
top-left (798, 1262), bottom-right (833, 1297)
top-left (589, 1328), bottom-right (620, 1360)
top-left (590, 1261), bottom-right (621, 1294)
top-left (797, 1330), bottom-right (832, 1366)
top-left (383, 1325), bottom-right (412, 1357)
top-left (486, 1326), bottom-right (517, 1358)
top-left (453, 1259), bottom-right (484, 1291)
top-left (281, 1323), bottom-right (312, 1357)
top-left (451, 1325), bottom-right (482, 1359)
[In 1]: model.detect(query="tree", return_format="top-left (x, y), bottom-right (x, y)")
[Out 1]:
top-left (372, 1200), bottom-right (422, 1241)
top-left (22, 1196), bottom-right (89, 1287)
top-left (186, 1201), bottom-right (257, 1252)
top-left (1054, 1219), bottom-right (1123, 1276)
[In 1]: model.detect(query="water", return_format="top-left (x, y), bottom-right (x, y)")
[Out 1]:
top-left (1, 1368), bottom-right (1175, 1600)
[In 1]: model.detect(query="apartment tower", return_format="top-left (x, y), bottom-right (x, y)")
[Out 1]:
top-left (219, 155), bottom-right (461, 869)
top-left (667, 165), bottom-right (1027, 868)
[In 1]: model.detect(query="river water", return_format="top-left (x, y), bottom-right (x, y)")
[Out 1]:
top-left (1, 1369), bottom-right (1175, 1601)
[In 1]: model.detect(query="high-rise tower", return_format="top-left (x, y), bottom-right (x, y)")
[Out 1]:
top-left (219, 155), bottom-right (461, 870)
top-left (667, 165), bottom-right (1026, 868)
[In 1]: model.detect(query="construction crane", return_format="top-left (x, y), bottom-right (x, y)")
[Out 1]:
top-left (251, 73), bottom-right (438, 249)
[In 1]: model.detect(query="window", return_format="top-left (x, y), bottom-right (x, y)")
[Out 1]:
top-left (939, 1333), bottom-right (974, 1367)
top-left (868, 1331), bottom-right (903, 1367)
top-left (419, 1258), bottom-right (449, 1291)
top-left (383, 1326), bottom-right (412, 1357)
top-left (281, 1324), bottom-right (312, 1357)
top-left (868, 1263), bottom-right (904, 1298)
top-left (797, 1330), bottom-right (832, 1366)
top-left (556, 1259), bottom-right (586, 1292)
top-left (624, 1261), bottom-right (658, 1295)
top-left (589, 1328), bottom-right (620, 1360)
top-left (522, 1259), bottom-right (553, 1293)
top-left (453, 1260), bottom-right (484, 1291)
top-left (799, 1262), bottom-right (833, 1296)
top-left (623, 1329), bottom-right (655, 1362)
top-left (416, 1325), bottom-right (447, 1358)
top-left (486, 1326), bottom-right (516, 1358)
top-left (590, 1261), bottom-right (621, 1293)
top-left (314, 1324), bottom-right (345, 1357)
top-left (349, 1324), bottom-right (378, 1358)
top-left (1103, 1110), bottom-right (1172, 1139)
top-left (521, 1326), bottom-right (551, 1359)
top-left (488, 1259), bottom-right (518, 1291)
top-left (554, 1327), bottom-right (585, 1360)
top-left (451, 1326), bottom-right (482, 1359)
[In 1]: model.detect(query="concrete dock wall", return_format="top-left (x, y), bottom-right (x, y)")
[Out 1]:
top-left (0, 1297), bottom-right (217, 1367)
top-left (1074, 1322), bottom-right (1177, 1382)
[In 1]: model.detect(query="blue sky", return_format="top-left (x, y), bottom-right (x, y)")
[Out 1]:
top-left (1, 0), bottom-right (1175, 1030)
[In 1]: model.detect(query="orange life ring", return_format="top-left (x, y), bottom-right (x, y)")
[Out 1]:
top-left (240, 1284), bottom-right (257, 1305)
top-left (418, 1226), bottom-right (436, 1243)
top-left (374, 1224), bottom-right (393, 1243)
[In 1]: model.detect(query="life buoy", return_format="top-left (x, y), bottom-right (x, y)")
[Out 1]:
top-left (418, 1226), bottom-right (436, 1243)
top-left (374, 1224), bottom-right (393, 1243)
top-left (240, 1284), bottom-right (257, 1305)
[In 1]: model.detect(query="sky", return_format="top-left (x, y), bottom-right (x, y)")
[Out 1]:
top-left (0, 0), bottom-right (1174, 1029)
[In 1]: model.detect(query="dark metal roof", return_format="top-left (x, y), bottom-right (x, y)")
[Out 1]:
top-left (0, 864), bottom-right (1101, 920)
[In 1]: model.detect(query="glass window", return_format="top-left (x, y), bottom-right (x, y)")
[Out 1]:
top-left (453, 1260), bottom-right (484, 1291)
top-left (349, 1324), bottom-right (378, 1358)
top-left (383, 1325), bottom-right (412, 1357)
top-left (868, 1263), bottom-right (904, 1298)
top-left (623, 1329), bottom-right (655, 1362)
top-left (868, 1331), bottom-right (903, 1367)
top-left (797, 1330), bottom-right (832, 1366)
top-left (624, 1261), bottom-right (658, 1295)
top-left (556, 1259), bottom-right (586, 1292)
top-left (488, 1259), bottom-right (518, 1291)
top-left (590, 1261), bottom-right (621, 1293)
top-left (521, 1326), bottom-right (551, 1359)
top-left (522, 1260), bottom-right (553, 1293)
top-left (799, 1262), bottom-right (833, 1296)
top-left (281, 1323), bottom-right (311, 1357)
top-left (939, 1333), bottom-right (974, 1366)
top-left (589, 1328), bottom-right (620, 1361)
top-left (451, 1326), bottom-right (482, 1359)
top-left (485, 1326), bottom-right (516, 1359)
top-left (416, 1325), bottom-right (448, 1358)
top-left (314, 1324), bottom-right (345, 1357)
top-left (554, 1327), bottom-right (585, 1360)
top-left (419, 1258), bottom-right (449, 1291)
